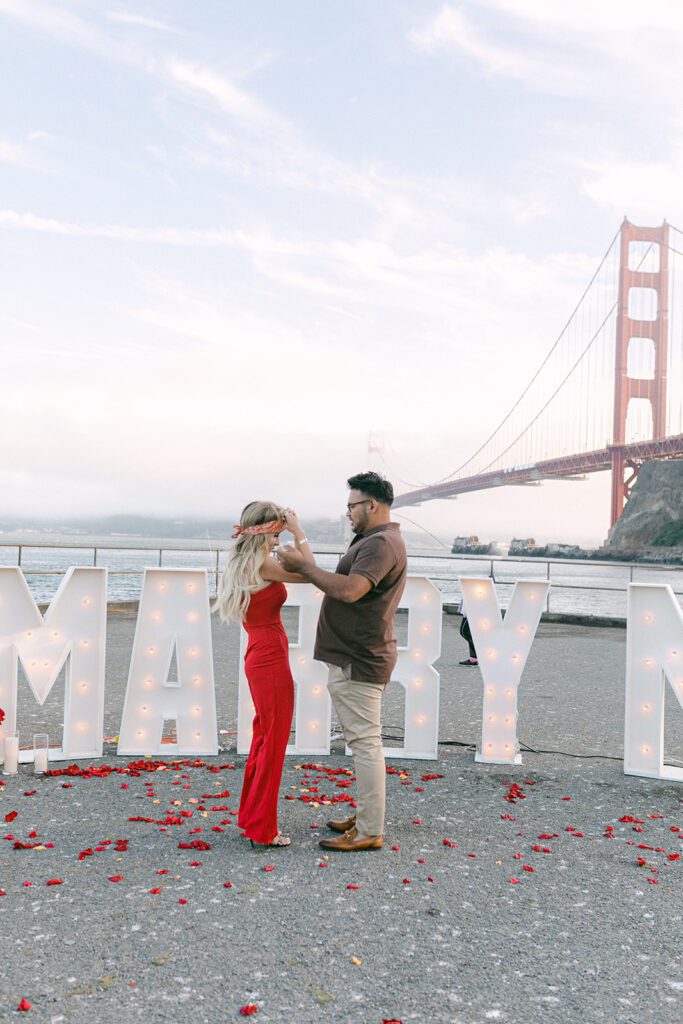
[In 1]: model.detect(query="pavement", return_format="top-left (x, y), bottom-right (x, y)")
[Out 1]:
top-left (1, 611), bottom-right (682, 1024)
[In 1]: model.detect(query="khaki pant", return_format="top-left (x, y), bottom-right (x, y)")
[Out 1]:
top-left (327, 664), bottom-right (385, 837)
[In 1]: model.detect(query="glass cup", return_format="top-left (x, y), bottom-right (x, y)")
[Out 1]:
top-left (33, 734), bottom-right (49, 774)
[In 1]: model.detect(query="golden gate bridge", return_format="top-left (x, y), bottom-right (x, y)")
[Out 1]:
top-left (390, 219), bottom-right (683, 528)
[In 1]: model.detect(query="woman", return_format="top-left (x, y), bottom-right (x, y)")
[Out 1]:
top-left (216, 501), bottom-right (314, 848)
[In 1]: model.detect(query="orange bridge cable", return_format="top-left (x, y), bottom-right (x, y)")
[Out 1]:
top-left (476, 302), bottom-right (619, 474)
top-left (427, 234), bottom-right (657, 487)
top-left (422, 224), bottom-right (622, 486)
top-left (477, 235), bottom-right (664, 474)
top-left (391, 512), bottom-right (452, 550)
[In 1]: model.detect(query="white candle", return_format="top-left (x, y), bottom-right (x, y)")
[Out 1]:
top-left (34, 748), bottom-right (48, 774)
top-left (2, 736), bottom-right (18, 775)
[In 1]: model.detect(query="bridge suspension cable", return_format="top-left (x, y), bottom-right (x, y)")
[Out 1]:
top-left (425, 224), bottom-right (622, 485)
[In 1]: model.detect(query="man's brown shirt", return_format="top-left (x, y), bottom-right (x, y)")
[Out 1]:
top-left (314, 522), bottom-right (407, 686)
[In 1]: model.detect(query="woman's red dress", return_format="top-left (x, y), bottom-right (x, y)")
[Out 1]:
top-left (238, 581), bottom-right (294, 844)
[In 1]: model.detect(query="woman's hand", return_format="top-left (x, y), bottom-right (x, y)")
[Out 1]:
top-left (283, 508), bottom-right (304, 540)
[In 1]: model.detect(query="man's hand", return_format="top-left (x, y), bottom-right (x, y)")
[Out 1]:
top-left (275, 548), bottom-right (372, 603)
top-left (276, 544), bottom-right (305, 571)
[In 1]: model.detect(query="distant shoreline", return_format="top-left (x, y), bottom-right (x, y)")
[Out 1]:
top-left (1, 531), bottom-right (682, 566)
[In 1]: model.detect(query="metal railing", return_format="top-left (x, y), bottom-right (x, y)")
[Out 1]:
top-left (2, 540), bottom-right (683, 616)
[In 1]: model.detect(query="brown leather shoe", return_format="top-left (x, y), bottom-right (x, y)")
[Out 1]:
top-left (319, 826), bottom-right (383, 852)
top-left (326, 814), bottom-right (356, 833)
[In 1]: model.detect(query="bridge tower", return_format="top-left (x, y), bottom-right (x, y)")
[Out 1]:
top-left (610, 219), bottom-right (670, 526)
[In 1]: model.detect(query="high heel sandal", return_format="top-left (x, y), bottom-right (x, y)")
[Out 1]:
top-left (249, 833), bottom-right (291, 849)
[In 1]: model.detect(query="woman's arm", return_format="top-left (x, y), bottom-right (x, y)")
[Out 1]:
top-left (259, 554), bottom-right (311, 584)
top-left (283, 509), bottom-right (315, 566)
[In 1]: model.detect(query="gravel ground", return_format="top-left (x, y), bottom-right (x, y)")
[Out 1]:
top-left (1, 613), bottom-right (681, 1024)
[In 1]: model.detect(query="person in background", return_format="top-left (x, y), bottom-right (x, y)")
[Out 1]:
top-left (215, 501), bottom-right (314, 848)
top-left (458, 607), bottom-right (478, 666)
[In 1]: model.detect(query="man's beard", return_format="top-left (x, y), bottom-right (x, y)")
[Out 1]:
top-left (351, 510), bottom-right (369, 534)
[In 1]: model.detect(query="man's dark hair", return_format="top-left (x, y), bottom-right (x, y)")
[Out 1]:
top-left (347, 471), bottom-right (394, 507)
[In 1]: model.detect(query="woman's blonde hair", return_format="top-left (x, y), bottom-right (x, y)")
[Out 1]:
top-left (214, 500), bottom-right (285, 623)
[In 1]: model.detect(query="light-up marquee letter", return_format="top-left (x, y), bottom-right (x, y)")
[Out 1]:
top-left (118, 569), bottom-right (218, 756)
top-left (461, 577), bottom-right (549, 765)
top-left (625, 583), bottom-right (683, 782)
top-left (386, 576), bottom-right (442, 760)
top-left (237, 583), bottom-right (329, 756)
top-left (0, 566), bottom-right (107, 762)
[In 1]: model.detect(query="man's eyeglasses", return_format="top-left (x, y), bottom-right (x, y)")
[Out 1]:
top-left (346, 499), bottom-right (372, 512)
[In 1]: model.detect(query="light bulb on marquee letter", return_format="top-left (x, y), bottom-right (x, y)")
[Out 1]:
top-left (624, 583), bottom-right (683, 782)
top-left (461, 576), bottom-right (549, 766)
top-left (117, 569), bottom-right (217, 756)
top-left (0, 567), bottom-right (107, 763)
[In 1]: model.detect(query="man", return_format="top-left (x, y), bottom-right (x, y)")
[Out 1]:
top-left (276, 471), bottom-right (407, 851)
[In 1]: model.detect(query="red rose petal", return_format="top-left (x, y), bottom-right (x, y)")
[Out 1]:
top-left (17, 998), bottom-right (31, 1012)
top-left (523, 866), bottom-right (534, 873)
top-left (178, 898), bottom-right (187, 904)
top-left (240, 1006), bottom-right (259, 1017)
top-left (149, 887), bottom-right (162, 895)
top-left (5, 811), bottom-right (18, 823)
top-left (508, 877), bottom-right (520, 884)
top-left (346, 884), bottom-right (359, 890)
top-left (108, 875), bottom-right (124, 883)
top-left (263, 865), bottom-right (275, 872)
top-left (223, 882), bottom-right (233, 888)
top-left (46, 879), bottom-right (63, 886)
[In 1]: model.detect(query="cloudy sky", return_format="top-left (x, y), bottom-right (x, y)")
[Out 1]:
top-left (1, 1), bottom-right (682, 544)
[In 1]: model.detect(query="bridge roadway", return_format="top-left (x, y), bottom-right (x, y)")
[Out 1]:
top-left (1, 608), bottom-right (681, 1023)
top-left (393, 432), bottom-right (683, 507)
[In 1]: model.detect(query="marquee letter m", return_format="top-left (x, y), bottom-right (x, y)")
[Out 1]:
top-left (0, 567), bottom-right (107, 761)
